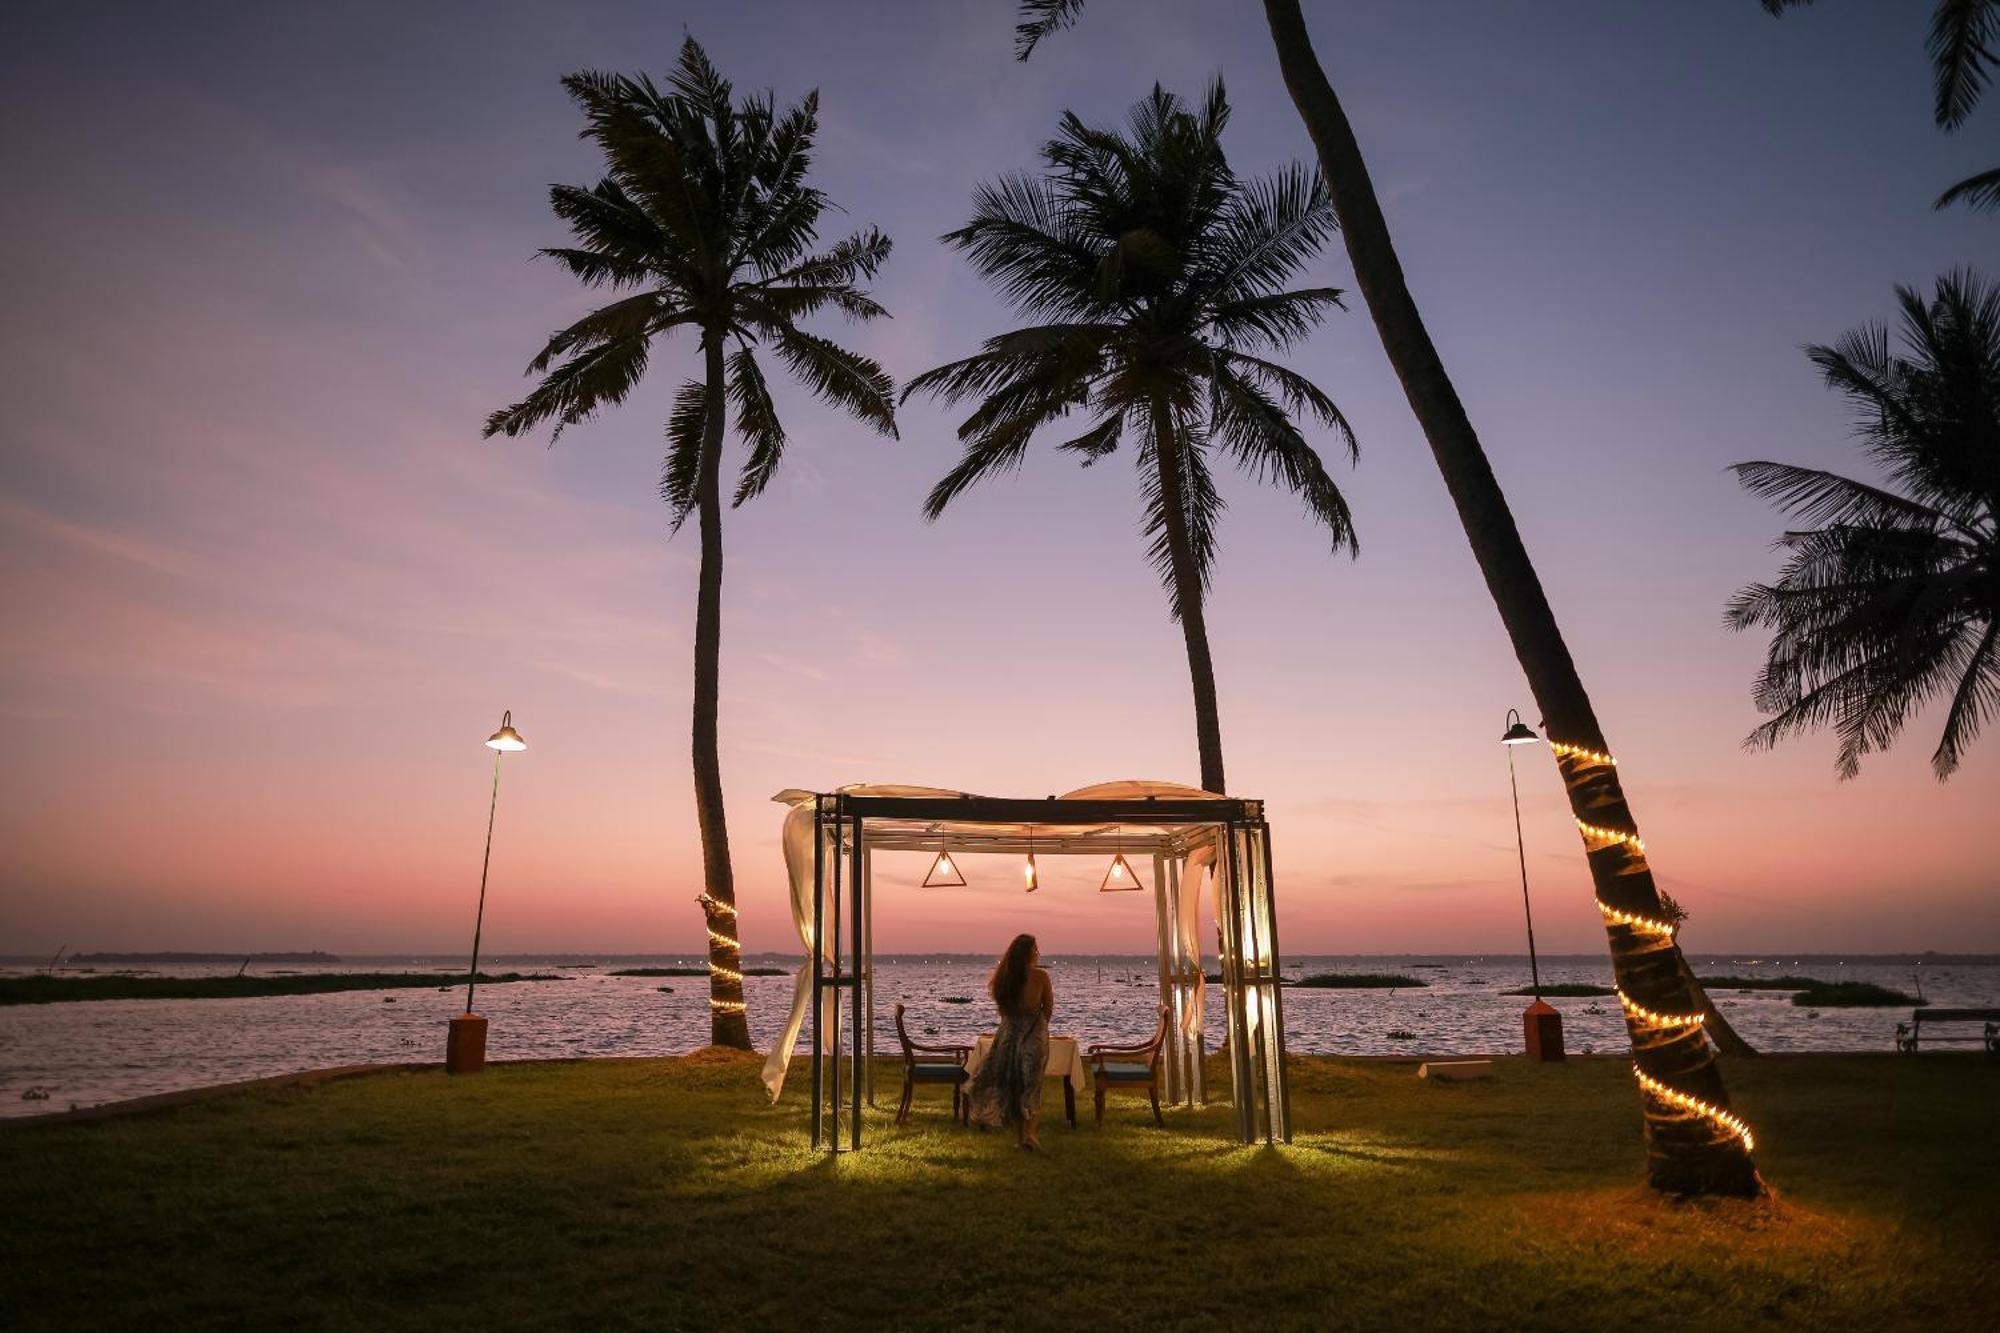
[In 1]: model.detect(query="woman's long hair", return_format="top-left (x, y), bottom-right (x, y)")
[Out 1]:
top-left (989, 933), bottom-right (1038, 1016)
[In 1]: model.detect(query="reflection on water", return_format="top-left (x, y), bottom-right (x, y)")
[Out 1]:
top-left (1, 955), bottom-right (1989, 1116)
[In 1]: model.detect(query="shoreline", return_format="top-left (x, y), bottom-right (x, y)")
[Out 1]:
top-left (0, 1047), bottom-right (1930, 1130)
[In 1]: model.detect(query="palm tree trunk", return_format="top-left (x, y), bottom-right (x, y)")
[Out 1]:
top-left (1150, 398), bottom-right (1227, 795)
top-left (695, 334), bottom-right (750, 1049)
top-left (1262, 0), bottom-right (1760, 1195)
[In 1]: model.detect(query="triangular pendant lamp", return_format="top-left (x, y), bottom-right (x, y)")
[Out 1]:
top-left (1098, 847), bottom-right (1143, 892)
top-left (922, 833), bottom-right (966, 888)
top-left (1023, 829), bottom-right (1039, 893)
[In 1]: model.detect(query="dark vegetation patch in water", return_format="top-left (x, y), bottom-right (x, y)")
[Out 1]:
top-left (1500, 983), bottom-right (1615, 996)
top-left (608, 966), bottom-right (786, 978)
top-left (0, 973), bottom-right (565, 1005)
top-left (1790, 981), bottom-right (1924, 1008)
top-left (1696, 976), bottom-right (1924, 1007)
top-left (68, 951), bottom-right (342, 965)
top-left (1289, 973), bottom-right (1427, 989)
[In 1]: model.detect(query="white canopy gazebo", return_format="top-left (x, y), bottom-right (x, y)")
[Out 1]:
top-left (760, 781), bottom-right (1290, 1152)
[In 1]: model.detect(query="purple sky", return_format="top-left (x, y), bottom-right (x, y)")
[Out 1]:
top-left (1, 1), bottom-right (1994, 958)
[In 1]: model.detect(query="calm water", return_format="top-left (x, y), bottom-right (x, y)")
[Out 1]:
top-left (2, 954), bottom-right (1991, 1116)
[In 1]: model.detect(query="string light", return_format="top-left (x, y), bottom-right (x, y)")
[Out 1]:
top-left (1546, 737), bottom-right (1758, 1169)
top-left (1618, 988), bottom-right (1705, 1030)
top-left (710, 998), bottom-right (746, 1014)
top-left (709, 964), bottom-right (744, 985)
top-left (1575, 818), bottom-right (1645, 853)
top-left (1632, 1066), bottom-right (1755, 1152)
top-left (1596, 899), bottom-right (1679, 938)
top-left (1548, 740), bottom-right (1617, 767)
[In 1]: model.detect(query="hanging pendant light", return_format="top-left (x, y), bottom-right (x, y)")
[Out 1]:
top-left (922, 825), bottom-right (965, 888)
top-left (1023, 827), bottom-right (1038, 893)
top-left (1098, 827), bottom-right (1142, 892)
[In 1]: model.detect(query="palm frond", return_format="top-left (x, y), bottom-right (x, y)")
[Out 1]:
top-left (1929, 0), bottom-right (2000, 129)
top-left (1056, 415), bottom-right (1123, 466)
top-left (1208, 366), bottom-right (1357, 555)
top-left (1203, 163), bottom-right (1337, 303)
top-left (728, 347), bottom-right (787, 507)
top-left (1013, 0), bottom-right (1087, 60)
top-left (483, 336), bottom-right (650, 443)
top-left (1210, 288), bottom-right (1346, 352)
top-left (1933, 620), bottom-right (2000, 775)
top-left (659, 378), bottom-right (710, 533)
top-left (1729, 461), bottom-right (1958, 533)
top-left (924, 430), bottom-right (1036, 519)
top-left (1935, 163), bottom-right (2000, 211)
top-left (1137, 412), bottom-right (1223, 611)
top-left (771, 326), bottom-right (898, 436)
top-left (1220, 351), bottom-right (1357, 459)
top-left (525, 291), bottom-right (671, 375)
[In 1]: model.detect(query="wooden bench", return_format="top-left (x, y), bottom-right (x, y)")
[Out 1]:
top-left (1894, 1007), bottom-right (1999, 1057)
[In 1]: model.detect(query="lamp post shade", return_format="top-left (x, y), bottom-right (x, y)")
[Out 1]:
top-left (1501, 709), bottom-right (1539, 746)
top-left (486, 710), bottom-right (527, 752)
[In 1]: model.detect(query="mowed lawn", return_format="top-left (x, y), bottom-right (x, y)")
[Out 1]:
top-left (1, 1052), bottom-right (1993, 1331)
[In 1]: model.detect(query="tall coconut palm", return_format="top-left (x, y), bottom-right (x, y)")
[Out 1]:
top-left (1729, 271), bottom-right (1999, 779)
top-left (1012, 0), bottom-right (1761, 1193)
top-left (484, 39), bottom-right (898, 1047)
top-left (1761, 0), bottom-right (2000, 213)
top-left (905, 80), bottom-right (1358, 796)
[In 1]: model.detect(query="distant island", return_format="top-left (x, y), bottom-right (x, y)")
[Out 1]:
top-left (68, 951), bottom-right (343, 965)
top-left (0, 972), bottom-right (563, 1005)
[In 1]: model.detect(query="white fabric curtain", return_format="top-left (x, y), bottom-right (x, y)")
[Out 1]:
top-left (1178, 843), bottom-right (1211, 1041)
top-left (759, 794), bottom-right (823, 1102)
top-left (760, 784), bottom-right (970, 1102)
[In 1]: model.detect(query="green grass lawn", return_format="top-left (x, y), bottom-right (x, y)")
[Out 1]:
top-left (1, 1053), bottom-right (1993, 1331)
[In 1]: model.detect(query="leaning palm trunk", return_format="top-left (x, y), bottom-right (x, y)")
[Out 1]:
top-left (695, 335), bottom-right (750, 1048)
top-left (1262, 0), bottom-right (1759, 1194)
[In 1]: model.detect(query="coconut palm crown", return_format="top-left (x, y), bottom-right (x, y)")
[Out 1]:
top-left (905, 79), bottom-right (1358, 795)
top-left (483, 38), bottom-right (897, 1046)
top-left (1729, 270), bottom-right (2000, 780)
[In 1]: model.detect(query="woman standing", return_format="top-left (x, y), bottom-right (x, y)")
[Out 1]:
top-left (967, 934), bottom-right (1053, 1149)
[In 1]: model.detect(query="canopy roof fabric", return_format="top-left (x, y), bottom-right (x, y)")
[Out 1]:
top-left (769, 780), bottom-right (1239, 855)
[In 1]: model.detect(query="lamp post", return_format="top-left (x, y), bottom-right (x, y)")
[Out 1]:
top-left (447, 710), bottom-right (526, 1075)
top-left (1502, 709), bottom-right (1563, 1062)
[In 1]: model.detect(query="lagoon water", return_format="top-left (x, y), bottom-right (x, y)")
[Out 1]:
top-left (3, 954), bottom-right (1993, 1116)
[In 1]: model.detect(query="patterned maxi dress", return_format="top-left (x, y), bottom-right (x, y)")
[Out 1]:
top-left (967, 1003), bottom-right (1049, 1128)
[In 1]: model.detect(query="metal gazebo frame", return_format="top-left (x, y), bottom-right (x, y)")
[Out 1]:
top-left (803, 791), bottom-right (1290, 1152)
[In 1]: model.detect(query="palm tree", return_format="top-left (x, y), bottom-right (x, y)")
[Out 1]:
top-left (1012, 0), bottom-right (1762, 1194)
top-left (1761, 0), bottom-right (1999, 213)
top-left (905, 80), bottom-right (1358, 796)
top-left (1729, 271), bottom-right (1999, 779)
top-left (484, 39), bottom-right (898, 1047)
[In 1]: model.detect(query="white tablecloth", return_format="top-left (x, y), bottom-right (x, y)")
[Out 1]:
top-left (964, 1033), bottom-right (1087, 1086)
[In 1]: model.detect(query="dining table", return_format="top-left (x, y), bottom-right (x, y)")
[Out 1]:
top-left (963, 1032), bottom-right (1087, 1126)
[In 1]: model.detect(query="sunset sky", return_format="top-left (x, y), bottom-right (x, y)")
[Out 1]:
top-left (2, 1), bottom-right (1994, 960)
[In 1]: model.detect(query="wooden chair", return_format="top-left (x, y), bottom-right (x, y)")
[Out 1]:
top-left (893, 1003), bottom-right (970, 1125)
top-left (1088, 1005), bottom-right (1172, 1127)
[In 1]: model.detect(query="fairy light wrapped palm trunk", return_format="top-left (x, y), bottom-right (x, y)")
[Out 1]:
top-left (1549, 739), bottom-right (1761, 1194)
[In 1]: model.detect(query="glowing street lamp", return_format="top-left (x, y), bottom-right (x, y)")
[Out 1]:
top-left (447, 710), bottom-right (526, 1075)
top-left (1503, 708), bottom-right (1563, 1061)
